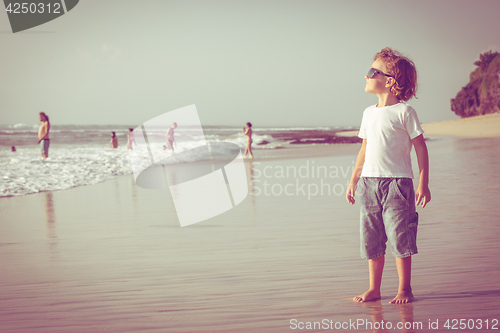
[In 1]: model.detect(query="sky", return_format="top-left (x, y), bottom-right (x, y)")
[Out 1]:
top-left (1, 0), bottom-right (499, 128)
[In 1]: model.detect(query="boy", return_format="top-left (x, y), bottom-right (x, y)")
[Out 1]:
top-left (127, 128), bottom-right (137, 150)
top-left (166, 122), bottom-right (177, 151)
top-left (37, 112), bottom-right (50, 159)
top-left (346, 47), bottom-right (431, 304)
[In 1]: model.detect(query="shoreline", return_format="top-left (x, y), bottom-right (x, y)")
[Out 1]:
top-left (0, 143), bottom-right (362, 199)
top-left (421, 113), bottom-right (500, 137)
top-left (3, 110), bottom-right (499, 199)
top-left (335, 113), bottom-right (500, 138)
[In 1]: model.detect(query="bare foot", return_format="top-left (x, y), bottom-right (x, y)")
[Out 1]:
top-left (353, 289), bottom-right (381, 303)
top-left (389, 290), bottom-right (414, 304)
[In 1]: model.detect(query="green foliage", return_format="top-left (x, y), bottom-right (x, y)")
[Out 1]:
top-left (451, 50), bottom-right (500, 117)
top-left (474, 50), bottom-right (500, 71)
top-left (486, 53), bottom-right (500, 73)
top-left (481, 73), bottom-right (499, 98)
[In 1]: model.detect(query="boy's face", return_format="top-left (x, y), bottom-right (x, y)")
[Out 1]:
top-left (365, 58), bottom-right (393, 95)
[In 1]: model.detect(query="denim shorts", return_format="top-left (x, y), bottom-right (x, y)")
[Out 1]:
top-left (40, 139), bottom-right (50, 155)
top-left (358, 177), bottom-right (418, 259)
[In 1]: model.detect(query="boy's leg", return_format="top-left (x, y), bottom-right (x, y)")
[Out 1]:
top-left (390, 256), bottom-right (414, 304)
top-left (41, 140), bottom-right (49, 159)
top-left (354, 255), bottom-right (384, 302)
top-left (355, 178), bottom-right (387, 302)
top-left (384, 178), bottom-right (418, 304)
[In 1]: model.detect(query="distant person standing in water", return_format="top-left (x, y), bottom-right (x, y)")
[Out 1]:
top-left (127, 128), bottom-right (136, 150)
top-left (166, 122), bottom-right (177, 151)
top-left (243, 122), bottom-right (254, 159)
top-left (110, 131), bottom-right (118, 148)
top-left (37, 112), bottom-right (50, 159)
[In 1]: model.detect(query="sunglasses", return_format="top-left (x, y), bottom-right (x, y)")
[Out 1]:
top-left (367, 68), bottom-right (393, 78)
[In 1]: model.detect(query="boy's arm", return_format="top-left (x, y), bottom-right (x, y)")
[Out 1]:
top-left (346, 139), bottom-right (367, 205)
top-left (412, 134), bottom-right (431, 208)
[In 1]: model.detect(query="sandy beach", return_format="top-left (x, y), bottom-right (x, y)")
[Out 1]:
top-left (1, 137), bottom-right (500, 332)
top-left (336, 113), bottom-right (500, 138)
top-left (421, 113), bottom-right (500, 137)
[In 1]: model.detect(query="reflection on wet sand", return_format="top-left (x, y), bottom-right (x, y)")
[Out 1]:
top-left (43, 191), bottom-right (57, 260)
top-left (114, 175), bottom-right (121, 207)
top-left (246, 160), bottom-right (256, 213)
top-left (356, 300), bottom-right (416, 333)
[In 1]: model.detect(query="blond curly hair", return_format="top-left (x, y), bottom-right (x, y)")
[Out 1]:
top-left (374, 48), bottom-right (418, 101)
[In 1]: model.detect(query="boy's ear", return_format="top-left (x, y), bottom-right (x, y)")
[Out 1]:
top-left (385, 77), bottom-right (395, 88)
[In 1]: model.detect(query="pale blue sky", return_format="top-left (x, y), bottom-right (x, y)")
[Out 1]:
top-left (1, 0), bottom-right (499, 127)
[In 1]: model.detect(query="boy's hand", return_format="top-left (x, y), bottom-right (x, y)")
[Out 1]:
top-left (346, 184), bottom-right (356, 205)
top-left (416, 185), bottom-right (431, 208)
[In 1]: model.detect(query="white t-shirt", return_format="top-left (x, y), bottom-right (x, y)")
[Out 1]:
top-left (358, 102), bottom-right (424, 179)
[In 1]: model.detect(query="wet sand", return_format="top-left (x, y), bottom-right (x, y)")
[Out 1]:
top-left (1, 138), bottom-right (500, 332)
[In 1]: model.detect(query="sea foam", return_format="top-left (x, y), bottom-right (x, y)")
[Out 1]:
top-left (0, 146), bottom-right (131, 197)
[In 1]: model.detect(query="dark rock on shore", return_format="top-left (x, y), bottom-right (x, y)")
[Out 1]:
top-left (290, 136), bottom-right (362, 145)
top-left (263, 130), bottom-right (363, 145)
top-left (451, 51), bottom-right (500, 117)
top-left (265, 129), bottom-right (362, 145)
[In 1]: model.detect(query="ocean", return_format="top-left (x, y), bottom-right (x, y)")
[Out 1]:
top-left (0, 124), bottom-right (356, 197)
